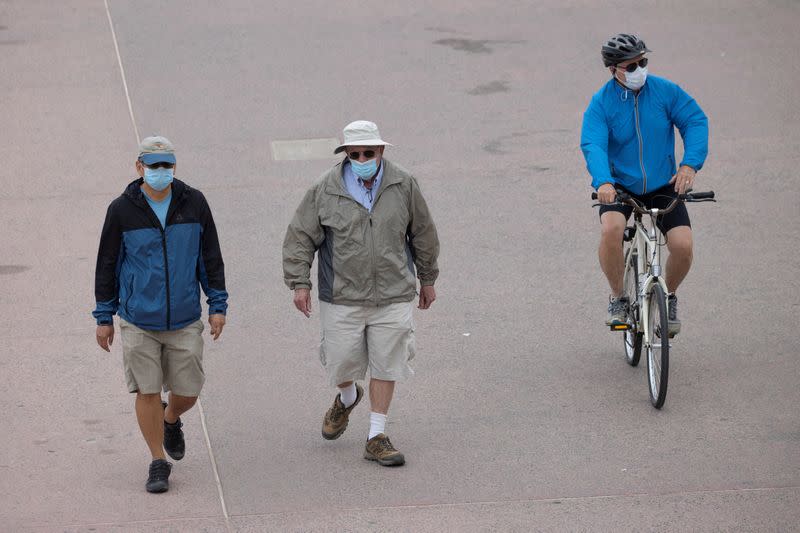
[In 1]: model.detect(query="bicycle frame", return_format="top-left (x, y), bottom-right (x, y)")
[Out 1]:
top-left (594, 187), bottom-right (715, 408)
top-left (626, 209), bottom-right (670, 348)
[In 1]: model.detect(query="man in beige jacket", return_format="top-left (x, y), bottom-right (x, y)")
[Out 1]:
top-left (283, 120), bottom-right (439, 466)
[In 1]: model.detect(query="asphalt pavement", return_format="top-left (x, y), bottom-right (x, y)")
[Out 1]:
top-left (1, 1), bottom-right (799, 531)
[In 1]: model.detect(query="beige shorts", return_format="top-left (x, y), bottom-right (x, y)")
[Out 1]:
top-left (318, 301), bottom-right (416, 387)
top-left (119, 318), bottom-right (205, 396)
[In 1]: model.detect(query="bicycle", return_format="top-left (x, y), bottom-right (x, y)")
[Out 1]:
top-left (592, 188), bottom-right (716, 408)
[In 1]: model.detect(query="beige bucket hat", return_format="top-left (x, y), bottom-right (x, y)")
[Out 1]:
top-left (334, 120), bottom-right (393, 154)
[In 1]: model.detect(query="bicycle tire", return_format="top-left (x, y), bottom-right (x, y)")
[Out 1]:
top-left (622, 247), bottom-right (643, 366)
top-left (646, 284), bottom-right (669, 408)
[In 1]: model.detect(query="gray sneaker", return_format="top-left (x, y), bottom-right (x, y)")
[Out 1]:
top-left (606, 296), bottom-right (629, 326)
top-left (668, 293), bottom-right (681, 336)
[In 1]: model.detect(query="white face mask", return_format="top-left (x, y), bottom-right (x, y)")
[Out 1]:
top-left (621, 66), bottom-right (648, 90)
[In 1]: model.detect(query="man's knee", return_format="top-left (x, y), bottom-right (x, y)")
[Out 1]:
top-left (600, 216), bottom-right (625, 245)
top-left (136, 392), bottom-right (162, 405)
top-left (170, 394), bottom-right (198, 407)
top-left (667, 227), bottom-right (693, 258)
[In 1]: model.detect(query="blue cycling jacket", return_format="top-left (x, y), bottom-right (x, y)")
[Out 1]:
top-left (581, 75), bottom-right (708, 194)
top-left (93, 178), bottom-right (228, 331)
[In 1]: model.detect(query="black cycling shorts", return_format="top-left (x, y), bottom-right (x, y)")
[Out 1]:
top-left (598, 184), bottom-right (691, 234)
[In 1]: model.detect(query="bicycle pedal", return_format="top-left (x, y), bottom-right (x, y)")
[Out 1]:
top-left (609, 323), bottom-right (630, 331)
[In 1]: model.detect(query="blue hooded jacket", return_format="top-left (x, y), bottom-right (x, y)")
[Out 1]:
top-left (93, 178), bottom-right (228, 331)
top-left (581, 74), bottom-right (708, 194)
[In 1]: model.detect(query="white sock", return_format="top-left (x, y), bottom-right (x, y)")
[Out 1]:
top-left (339, 383), bottom-right (357, 408)
top-left (368, 412), bottom-right (387, 440)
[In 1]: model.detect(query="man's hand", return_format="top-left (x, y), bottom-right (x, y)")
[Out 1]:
top-left (209, 314), bottom-right (226, 340)
top-left (294, 288), bottom-right (312, 317)
top-left (96, 325), bottom-right (114, 352)
top-left (418, 285), bottom-right (436, 310)
top-left (597, 182), bottom-right (617, 204)
top-left (670, 165), bottom-right (696, 194)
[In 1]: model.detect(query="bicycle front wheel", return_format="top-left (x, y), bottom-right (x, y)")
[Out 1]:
top-left (646, 284), bottom-right (669, 408)
top-left (622, 247), bottom-right (643, 366)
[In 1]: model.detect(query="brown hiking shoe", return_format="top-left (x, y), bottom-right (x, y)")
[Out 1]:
top-left (321, 384), bottom-right (363, 440)
top-left (364, 433), bottom-right (405, 466)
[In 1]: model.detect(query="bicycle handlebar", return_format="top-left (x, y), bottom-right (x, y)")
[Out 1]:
top-left (591, 188), bottom-right (715, 215)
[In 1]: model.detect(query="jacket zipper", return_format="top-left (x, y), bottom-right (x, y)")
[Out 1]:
top-left (334, 176), bottom-right (396, 306)
top-left (160, 226), bottom-right (171, 329)
top-left (139, 193), bottom-right (173, 329)
top-left (634, 93), bottom-right (648, 194)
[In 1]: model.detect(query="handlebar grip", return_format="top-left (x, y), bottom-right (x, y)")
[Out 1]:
top-left (689, 191), bottom-right (715, 200)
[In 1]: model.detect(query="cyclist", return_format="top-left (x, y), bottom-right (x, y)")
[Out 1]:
top-left (581, 33), bottom-right (708, 335)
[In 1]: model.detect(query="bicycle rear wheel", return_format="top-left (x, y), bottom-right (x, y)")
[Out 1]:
top-left (622, 247), bottom-right (643, 366)
top-left (646, 284), bottom-right (669, 408)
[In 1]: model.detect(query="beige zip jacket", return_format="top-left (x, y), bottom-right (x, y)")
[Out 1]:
top-left (283, 159), bottom-right (439, 306)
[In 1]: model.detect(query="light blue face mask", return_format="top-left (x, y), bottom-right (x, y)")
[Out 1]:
top-left (350, 158), bottom-right (378, 180)
top-left (143, 167), bottom-right (174, 191)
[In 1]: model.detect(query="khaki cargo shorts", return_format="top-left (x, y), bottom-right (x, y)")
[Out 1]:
top-left (318, 301), bottom-right (416, 387)
top-left (119, 318), bottom-right (205, 396)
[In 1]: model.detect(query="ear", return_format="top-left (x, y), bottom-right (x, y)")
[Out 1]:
top-left (135, 160), bottom-right (144, 177)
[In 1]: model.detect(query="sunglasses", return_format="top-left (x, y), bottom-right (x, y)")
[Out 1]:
top-left (141, 161), bottom-right (175, 169)
top-left (347, 150), bottom-right (376, 160)
top-left (619, 58), bottom-right (648, 73)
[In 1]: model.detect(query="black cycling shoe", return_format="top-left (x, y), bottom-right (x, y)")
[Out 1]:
top-left (145, 459), bottom-right (172, 493)
top-left (163, 417), bottom-right (185, 461)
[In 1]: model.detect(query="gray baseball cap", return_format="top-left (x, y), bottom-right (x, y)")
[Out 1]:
top-left (138, 135), bottom-right (176, 165)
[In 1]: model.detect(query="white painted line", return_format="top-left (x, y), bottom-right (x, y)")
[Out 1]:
top-left (198, 399), bottom-right (232, 531)
top-left (103, 0), bottom-right (140, 144)
top-left (271, 138), bottom-right (340, 160)
top-left (103, 4), bottom-right (230, 530)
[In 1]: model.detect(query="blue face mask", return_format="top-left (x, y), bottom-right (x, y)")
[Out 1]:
top-left (143, 167), bottom-right (174, 191)
top-left (350, 158), bottom-right (378, 180)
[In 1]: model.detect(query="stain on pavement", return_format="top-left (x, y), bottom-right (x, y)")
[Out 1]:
top-left (0, 265), bottom-right (30, 275)
top-left (468, 80), bottom-right (510, 95)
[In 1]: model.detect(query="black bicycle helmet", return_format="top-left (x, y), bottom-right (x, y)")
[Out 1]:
top-left (601, 33), bottom-right (651, 67)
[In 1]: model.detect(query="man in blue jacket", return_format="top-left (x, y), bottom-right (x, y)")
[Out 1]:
top-left (93, 136), bottom-right (228, 493)
top-left (581, 34), bottom-right (708, 334)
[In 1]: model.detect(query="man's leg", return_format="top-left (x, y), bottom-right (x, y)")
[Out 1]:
top-left (161, 320), bottom-right (205, 461)
top-left (164, 393), bottom-right (197, 424)
top-left (599, 210), bottom-right (629, 325)
top-left (135, 392), bottom-right (166, 460)
top-left (665, 226), bottom-right (693, 293)
top-left (367, 378), bottom-right (395, 447)
top-left (320, 301), bottom-right (368, 440)
top-left (335, 380), bottom-right (358, 408)
top-left (664, 225), bottom-right (692, 335)
top-left (161, 393), bottom-right (195, 461)
top-left (363, 303), bottom-right (411, 466)
top-left (369, 378), bottom-right (395, 415)
top-left (119, 319), bottom-right (172, 493)
top-left (599, 210), bottom-right (627, 296)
